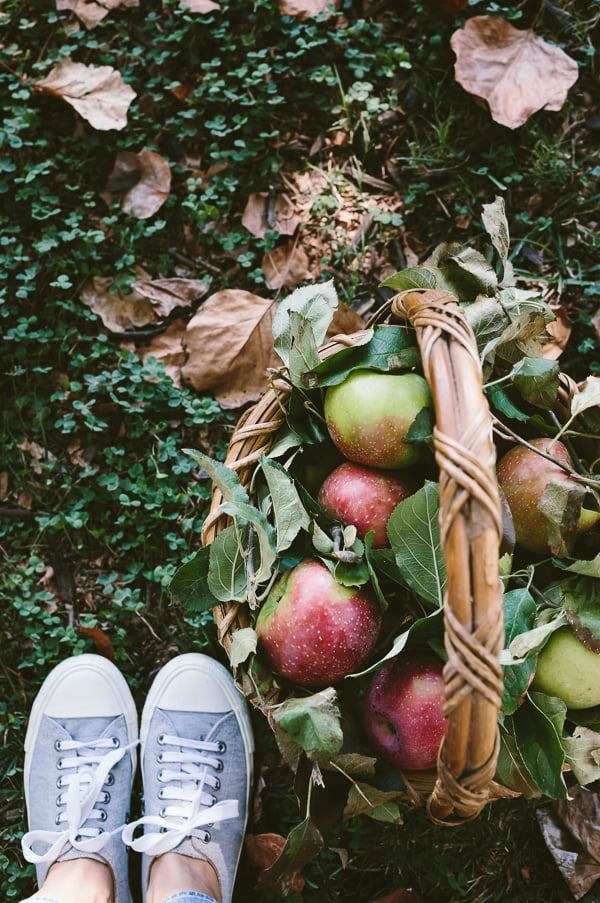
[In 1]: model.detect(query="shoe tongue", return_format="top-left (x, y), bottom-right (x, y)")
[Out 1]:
top-left (157, 708), bottom-right (228, 743)
top-left (53, 715), bottom-right (118, 743)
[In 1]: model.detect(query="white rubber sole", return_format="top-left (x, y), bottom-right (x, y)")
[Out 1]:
top-left (140, 653), bottom-right (254, 793)
top-left (23, 653), bottom-right (139, 805)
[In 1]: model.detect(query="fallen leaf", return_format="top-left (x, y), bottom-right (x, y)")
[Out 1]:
top-left (245, 834), bottom-right (305, 893)
top-left (132, 277), bottom-right (209, 317)
top-left (79, 624), bottom-right (116, 661)
top-left (277, 0), bottom-right (340, 19)
top-left (537, 787), bottom-right (600, 899)
top-left (103, 150), bottom-right (171, 219)
top-left (422, 0), bottom-right (467, 18)
top-left (242, 192), bottom-right (302, 238)
top-left (81, 277), bottom-right (157, 332)
top-left (34, 59), bottom-right (136, 131)
top-left (181, 0), bottom-right (221, 10)
top-left (137, 318), bottom-right (188, 386)
top-left (56, 0), bottom-right (139, 30)
top-left (262, 242), bottom-right (311, 290)
top-left (543, 304), bottom-right (572, 360)
top-left (17, 439), bottom-right (55, 475)
top-left (451, 16), bottom-right (579, 129)
top-left (181, 289), bottom-right (278, 408)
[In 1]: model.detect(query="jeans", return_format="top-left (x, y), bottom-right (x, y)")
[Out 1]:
top-left (21, 895), bottom-right (218, 903)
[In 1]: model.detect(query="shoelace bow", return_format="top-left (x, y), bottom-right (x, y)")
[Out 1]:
top-left (122, 733), bottom-right (238, 856)
top-left (22, 736), bottom-right (137, 865)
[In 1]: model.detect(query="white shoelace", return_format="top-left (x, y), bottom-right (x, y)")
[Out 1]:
top-left (22, 736), bottom-right (136, 865)
top-left (122, 733), bottom-right (238, 856)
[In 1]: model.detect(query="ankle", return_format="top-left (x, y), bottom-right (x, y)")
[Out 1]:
top-left (146, 853), bottom-right (221, 903)
top-left (40, 858), bottom-right (114, 903)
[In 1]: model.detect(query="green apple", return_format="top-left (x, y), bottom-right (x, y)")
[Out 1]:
top-left (532, 626), bottom-right (600, 709)
top-left (323, 369), bottom-right (431, 470)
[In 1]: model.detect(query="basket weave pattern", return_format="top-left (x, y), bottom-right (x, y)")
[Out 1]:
top-left (202, 289), bottom-right (508, 824)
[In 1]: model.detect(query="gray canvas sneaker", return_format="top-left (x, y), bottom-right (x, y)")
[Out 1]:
top-left (21, 654), bottom-right (138, 903)
top-left (122, 653), bottom-right (254, 903)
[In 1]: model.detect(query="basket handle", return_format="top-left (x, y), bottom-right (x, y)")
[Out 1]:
top-left (391, 289), bottom-right (504, 823)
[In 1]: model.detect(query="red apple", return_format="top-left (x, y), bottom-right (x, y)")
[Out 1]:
top-left (318, 461), bottom-right (417, 548)
top-left (255, 559), bottom-right (381, 688)
top-left (362, 652), bottom-right (446, 770)
top-left (497, 437), bottom-right (600, 556)
top-left (323, 369), bottom-right (431, 470)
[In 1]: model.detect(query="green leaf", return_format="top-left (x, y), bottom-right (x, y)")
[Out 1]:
top-left (481, 195), bottom-right (510, 275)
top-left (169, 546), bottom-right (216, 613)
top-left (272, 687), bottom-right (344, 760)
top-left (513, 692), bottom-right (567, 799)
top-left (219, 500), bottom-right (277, 589)
top-left (288, 309), bottom-right (321, 388)
top-left (501, 587), bottom-right (537, 715)
top-left (229, 627), bottom-right (258, 669)
top-left (207, 524), bottom-right (248, 603)
top-left (486, 385), bottom-right (530, 422)
top-left (495, 720), bottom-right (544, 798)
top-left (272, 281), bottom-right (337, 369)
top-left (256, 816), bottom-right (324, 892)
top-left (562, 553), bottom-right (600, 578)
top-left (184, 449), bottom-right (249, 506)
top-left (342, 782), bottom-right (404, 821)
top-left (511, 357), bottom-right (560, 409)
top-left (502, 609), bottom-right (567, 663)
top-left (304, 325), bottom-right (419, 388)
top-left (387, 481), bottom-right (445, 610)
top-left (379, 267), bottom-right (437, 292)
top-left (559, 575), bottom-right (600, 649)
top-left (423, 241), bottom-right (497, 302)
top-left (260, 455), bottom-right (310, 552)
top-left (349, 609), bottom-right (443, 677)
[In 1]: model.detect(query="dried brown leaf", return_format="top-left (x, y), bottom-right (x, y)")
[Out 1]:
top-left (245, 834), bottom-right (305, 893)
top-left (103, 150), bottom-right (171, 219)
top-left (56, 0), bottom-right (139, 30)
top-left (34, 59), bottom-right (136, 131)
top-left (242, 192), bottom-right (302, 238)
top-left (137, 318), bottom-right (188, 386)
top-left (451, 16), bottom-right (579, 129)
top-left (542, 304), bottom-right (572, 360)
top-left (537, 787), bottom-right (600, 899)
top-left (181, 289), bottom-right (279, 408)
top-left (132, 278), bottom-right (209, 317)
top-left (262, 242), bottom-right (311, 290)
top-left (277, 0), bottom-right (340, 19)
top-left (81, 277), bottom-right (157, 332)
top-left (181, 0), bottom-right (221, 10)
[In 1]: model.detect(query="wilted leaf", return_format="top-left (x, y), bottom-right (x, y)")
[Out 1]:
top-left (277, 0), bottom-right (341, 20)
top-left (81, 277), bottom-right (157, 332)
top-left (229, 627), bottom-right (258, 669)
top-left (543, 305), bottom-right (572, 360)
top-left (132, 277), bottom-right (209, 317)
top-left (451, 16), bottom-right (579, 129)
top-left (571, 376), bottom-right (600, 419)
top-left (103, 150), bottom-right (171, 219)
top-left (34, 59), bottom-right (136, 131)
top-left (262, 242), bottom-right (311, 290)
top-left (137, 318), bottom-right (187, 385)
top-left (79, 624), bottom-right (115, 660)
top-left (245, 834), bottom-right (305, 893)
top-left (181, 289), bottom-right (278, 408)
top-left (537, 786), bottom-right (600, 900)
top-left (561, 726), bottom-right (600, 786)
top-left (255, 817), bottom-right (323, 893)
top-left (342, 782), bottom-right (404, 820)
top-left (181, 0), bottom-right (220, 10)
top-left (56, 0), bottom-right (139, 30)
top-left (242, 192), bottom-right (302, 238)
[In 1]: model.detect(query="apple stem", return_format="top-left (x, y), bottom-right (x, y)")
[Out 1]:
top-left (245, 522), bottom-right (256, 604)
top-left (331, 525), bottom-right (363, 563)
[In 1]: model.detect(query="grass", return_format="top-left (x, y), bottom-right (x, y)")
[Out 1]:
top-left (1, 0), bottom-right (600, 899)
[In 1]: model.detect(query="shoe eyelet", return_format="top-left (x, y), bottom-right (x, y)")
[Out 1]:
top-left (55, 814), bottom-right (62, 826)
top-left (214, 778), bottom-right (221, 791)
top-left (159, 807), bottom-right (167, 817)
top-left (56, 776), bottom-right (64, 789)
top-left (105, 773), bottom-right (115, 787)
top-left (98, 810), bottom-right (108, 822)
top-left (158, 788), bottom-right (165, 800)
top-left (159, 826), bottom-right (167, 834)
top-left (101, 791), bottom-right (111, 804)
top-left (55, 794), bottom-right (64, 807)
top-left (54, 739), bottom-right (63, 752)
top-left (157, 734), bottom-right (165, 745)
top-left (111, 737), bottom-right (120, 748)
top-left (215, 760), bottom-right (224, 773)
top-left (156, 752), bottom-right (163, 763)
top-left (56, 758), bottom-right (64, 770)
top-left (157, 769), bottom-right (165, 783)
top-left (217, 741), bottom-right (226, 754)
top-left (202, 831), bottom-right (211, 844)
top-left (209, 795), bottom-right (217, 807)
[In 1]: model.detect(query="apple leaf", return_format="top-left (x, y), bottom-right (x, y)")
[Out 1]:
top-left (219, 500), bottom-right (277, 594)
top-left (501, 586), bottom-right (537, 715)
top-left (379, 267), bottom-right (437, 292)
top-left (342, 782), bottom-right (404, 821)
top-left (422, 242), bottom-right (498, 302)
top-left (561, 726), bottom-right (600, 787)
top-left (272, 687), bottom-right (344, 760)
top-left (169, 546), bottom-right (215, 613)
top-left (558, 575), bottom-right (600, 651)
top-left (272, 281), bottom-right (337, 369)
top-left (386, 481), bottom-right (446, 610)
top-left (481, 196), bottom-right (510, 276)
top-left (363, 532), bottom-right (390, 612)
top-left (259, 456), bottom-right (310, 552)
top-left (185, 449), bottom-right (249, 507)
top-left (570, 376), bottom-right (600, 419)
top-left (562, 553), bottom-right (600, 578)
top-left (207, 524), bottom-right (249, 603)
top-left (495, 721), bottom-right (544, 798)
top-left (485, 385), bottom-right (531, 423)
top-left (511, 357), bottom-right (560, 409)
top-left (502, 608), bottom-right (567, 663)
top-left (538, 478), bottom-right (588, 558)
top-left (255, 816), bottom-right (324, 893)
top-left (287, 310), bottom-right (321, 388)
top-left (229, 626), bottom-right (258, 669)
top-left (513, 691), bottom-right (567, 799)
top-left (304, 325), bottom-right (419, 388)
top-left (349, 609), bottom-right (443, 677)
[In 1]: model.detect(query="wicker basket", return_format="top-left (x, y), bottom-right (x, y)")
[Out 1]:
top-left (201, 287), bottom-right (522, 825)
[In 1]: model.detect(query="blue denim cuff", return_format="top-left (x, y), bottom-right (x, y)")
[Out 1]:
top-left (163, 894), bottom-right (219, 903)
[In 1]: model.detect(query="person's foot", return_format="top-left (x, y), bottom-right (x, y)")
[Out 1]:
top-left (122, 654), bottom-right (254, 903)
top-left (21, 654), bottom-right (139, 903)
